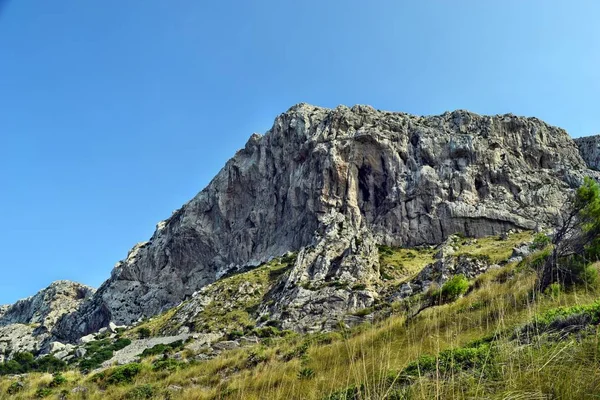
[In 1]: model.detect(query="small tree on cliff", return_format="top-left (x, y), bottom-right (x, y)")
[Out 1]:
top-left (539, 177), bottom-right (600, 290)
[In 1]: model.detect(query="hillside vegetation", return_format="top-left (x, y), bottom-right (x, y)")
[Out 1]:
top-left (2, 238), bottom-right (600, 399)
top-left (2, 179), bottom-right (600, 399)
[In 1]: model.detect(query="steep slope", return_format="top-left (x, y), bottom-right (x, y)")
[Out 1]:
top-left (575, 134), bottom-right (600, 170)
top-left (0, 281), bottom-right (94, 357)
top-left (53, 104), bottom-right (589, 341)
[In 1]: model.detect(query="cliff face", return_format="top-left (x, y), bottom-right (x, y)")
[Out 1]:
top-left (52, 104), bottom-right (589, 341)
top-left (575, 135), bottom-right (600, 170)
top-left (0, 281), bottom-right (94, 356)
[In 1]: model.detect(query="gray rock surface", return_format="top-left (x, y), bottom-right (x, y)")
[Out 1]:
top-left (3, 104), bottom-right (598, 349)
top-left (52, 104), bottom-right (591, 340)
top-left (0, 281), bottom-right (94, 357)
top-left (101, 334), bottom-right (190, 367)
top-left (575, 135), bottom-right (600, 170)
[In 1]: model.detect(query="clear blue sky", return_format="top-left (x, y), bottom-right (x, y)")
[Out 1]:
top-left (1, 1), bottom-right (598, 304)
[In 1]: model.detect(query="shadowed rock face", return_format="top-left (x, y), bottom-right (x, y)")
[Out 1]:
top-left (575, 135), bottom-right (600, 170)
top-left (53, 104), bottom-right (589, 340)
top-left (0, 281), bottom-right (94, 355)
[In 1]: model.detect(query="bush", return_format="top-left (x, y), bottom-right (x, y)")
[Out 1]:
top-left (6, 381), bottom-right (24, 394)
top-left (532, 233), bottom-right (551, 250)
top-left (49, 373), bottom-right (67, 388)
top-left (112, 338), bottom-right (132, 351)
top-left (141, 340), bottom-right (184, 358)
top-left (152, 359), bottom-right (183, 372)
top-left (402, 342), bottom-right (495, 379)
top-left (0, 352), bottom-right (67, 376)
top-left (227, 330), bottom-right (244, 340)
top-left (137, 327), bottom-right (151, 339)
top-left (432, 275), bottom-right (470, 303)
top-left (253, 326), bottom-right (283, 338)
top-left (79, 337), bottom-right (133, 372)
top-left (36, 355), bottom-right (67, 373)
top-left (124, 384), bottom-right (154, 399)
top-left (534, 301), bottom-right (600, 332)
top-left (93, 363), bottom-right (142, 386)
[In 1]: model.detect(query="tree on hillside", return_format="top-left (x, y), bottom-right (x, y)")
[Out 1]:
top-left (539, 177), bottom-right (600, 290)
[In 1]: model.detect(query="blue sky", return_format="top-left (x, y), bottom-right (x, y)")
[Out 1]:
top-left (0, 1), bottom-right (598, 304)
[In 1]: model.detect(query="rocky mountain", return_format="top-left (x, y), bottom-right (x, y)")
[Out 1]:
top-left (0, 281), bottom-right (93, 359)
top-left (51, 104), bottom-right (591, 341)
top-left (1, 104), bottom-right (596, 349)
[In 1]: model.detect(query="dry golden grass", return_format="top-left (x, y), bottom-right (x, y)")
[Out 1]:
top-left (4, 234), bottom-right (600, 400)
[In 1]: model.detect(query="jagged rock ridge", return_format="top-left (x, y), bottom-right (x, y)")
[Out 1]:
top-left (0, 281), bottom-right (94, 358)
top-left (51, 104), bottom-right (591, 341)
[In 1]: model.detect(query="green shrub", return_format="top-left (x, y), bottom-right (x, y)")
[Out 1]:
top-left (112, 338), bottom-right (132, 351)
top-left (93, 363), bottom-right (142, 386)
top-left (79, 337), bottom-right (134, 372)
top-left (124, 384), bottom-right (154, 399)
top-left (152, 359), bottom-right (183, 372)
top-left (532, 233), bottom-right (551, 250)
top-left (227, 330), bottom-right (244, 340)
top-left (402, 342), bottom-right (495, 379)
top-left (137, 327), bottom-right (151, 339)
top-left (36, 355), bottom-right (67, 373)
top-left (0, 352), bottom-right (67, 376)
top-left (534, 301), bottom-right (600, 331)
top-left (437, 275), bottom-right (470, 303)
top-left (6, 381), bottom-right (24, 394)
top-left (140, 340), bottom-right (184, 358)
top-left (253, 326), bottom-right (283, 338)
top-left (48, 373), bottom-right (67, 388)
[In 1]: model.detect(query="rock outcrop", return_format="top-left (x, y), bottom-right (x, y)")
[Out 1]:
top-left (50, 104), bottom-right (591, 341)
top-left (575, 135), bottom-right (600, 171)
top-left (0, 281), bottom-right (94, 356)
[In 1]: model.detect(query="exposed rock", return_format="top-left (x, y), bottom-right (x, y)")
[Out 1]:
top-left (79, 334), bottom-right (96, 344)
top-left (101, 334), bottom-right (190, 367)
top-left (509, 244), bottom-right (533, 263)
top-left (184, 333), bottom-right (222, 353)
top-left (74, 347), bottom-right (87, 359)
top-left (47, 341), bottom-right (66, 353)
top-left (0, 281), bottom-right (94, 329)
top-left (0, 281), bottom-right (94, 356)
top-left (212, 341), bottom-right (240, 351)
top-left (389, 235), bottom-right (503, 301)
top-left (239, 336), bottom-right (260, 345)
top-left (54, 350), bottom-right (70, 360)
top-left (575, 135), bottom-right (600, 170)
top-left (0, 324), bottom-right (38, 355)
top-left (3, 105), bottom-right (595, 345)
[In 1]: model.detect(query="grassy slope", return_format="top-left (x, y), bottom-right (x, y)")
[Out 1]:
top-left (4, 232), bottom-right (600, 399)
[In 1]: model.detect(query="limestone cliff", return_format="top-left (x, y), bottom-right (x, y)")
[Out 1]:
top-left (0, 281), bottom-right (94, 357)
top-left (575, 135), bottom-right (600, 170)
top-left (52, 104), bottom-right (589, 341)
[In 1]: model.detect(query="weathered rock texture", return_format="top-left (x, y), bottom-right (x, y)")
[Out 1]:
top-left (49, 104), bottom-right (592, 341)
top-left (0, 281), bottom-right (94, 356)
top-left (575, 135), bottom-right (600, 171)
